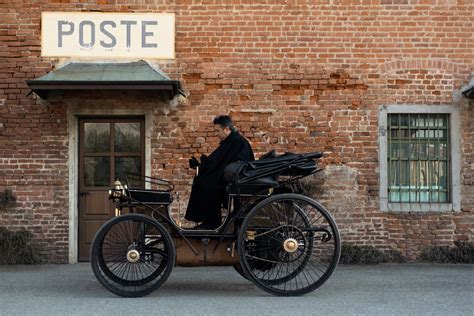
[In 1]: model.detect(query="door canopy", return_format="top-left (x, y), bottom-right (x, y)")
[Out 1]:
top-left (26, 61), bottom-right (184, 100)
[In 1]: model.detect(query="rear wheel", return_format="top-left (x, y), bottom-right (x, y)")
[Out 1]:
top-left (90, 213), bottom-right (175, 297)
top-left (233, 263), bottom-right (250, 280)
top-left (237, 194), bottom-right (340, 296)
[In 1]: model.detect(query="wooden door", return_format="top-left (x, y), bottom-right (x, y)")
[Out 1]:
top-left (78, 117), bottom-right (145, 261)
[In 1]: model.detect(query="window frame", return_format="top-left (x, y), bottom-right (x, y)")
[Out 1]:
top-left (79, 117), bottom-right (146, 190)
top-left (379, 105), bottom-right (461, 212)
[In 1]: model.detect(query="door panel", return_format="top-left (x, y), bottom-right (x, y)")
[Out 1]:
top-left (84, 220), bottom-right (107, 245)
top-left (78, 117), bottom-right (145, 261)
top-left (83, 192), bottom-right (110, 216)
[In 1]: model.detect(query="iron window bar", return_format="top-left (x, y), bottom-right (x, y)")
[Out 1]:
top-left (388, 113), bottom-right (450, 204)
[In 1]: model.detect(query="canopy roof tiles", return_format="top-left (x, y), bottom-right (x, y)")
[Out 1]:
top-left (26, 61), bottom-right (184, 100)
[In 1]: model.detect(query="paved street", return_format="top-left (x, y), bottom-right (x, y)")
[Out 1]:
top-left (0, 264), bottom-right (472, 316)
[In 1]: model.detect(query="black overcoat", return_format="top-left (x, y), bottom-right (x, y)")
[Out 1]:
top-left (185, 131), bottom-right (254, 224)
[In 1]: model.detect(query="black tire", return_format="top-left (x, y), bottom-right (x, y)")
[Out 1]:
top-left (236, 204), bottom-right (313, 287)
top-left (233, 263), bottom-right (250, 280)
top-left (237, 194), bottom-right (341, 296)
top-left (258, 204), bottom-right (313, 286)
top-left (90, 213), bottom-right (175, 297)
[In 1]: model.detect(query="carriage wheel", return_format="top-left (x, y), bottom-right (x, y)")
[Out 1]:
top-left (233, 263), bottom-right (250, 280)
top-left (90, 213), bottom-right (175, 297)
top-left (237, 193), bottom-right (340, 296)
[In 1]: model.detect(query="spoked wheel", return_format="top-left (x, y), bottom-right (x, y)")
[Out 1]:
top-left (233, 263), bottom-right (250, 280)
top-left (237, 193), bottom-right (341, 296)
top-left (90, 213), bottom-right (175, 297)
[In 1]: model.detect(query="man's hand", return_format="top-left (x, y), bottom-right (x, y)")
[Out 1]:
top-left (189, 156), bottom-right (200, 169)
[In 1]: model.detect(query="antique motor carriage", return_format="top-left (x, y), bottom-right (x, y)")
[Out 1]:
top-left (90, 151), bottom-right (341, 297)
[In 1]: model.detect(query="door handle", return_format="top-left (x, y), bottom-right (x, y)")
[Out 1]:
top-left (79, 191), bottom-right (90, 196)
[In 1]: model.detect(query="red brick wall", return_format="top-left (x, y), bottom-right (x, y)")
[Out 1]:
top-left (0, 0), bottom-right (472, 262)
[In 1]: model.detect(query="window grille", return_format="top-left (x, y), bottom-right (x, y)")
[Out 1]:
top-left (387, 114), bottom-right (450, 203)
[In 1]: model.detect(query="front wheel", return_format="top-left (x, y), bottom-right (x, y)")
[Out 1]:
top-left (237, 194), bottom-right (341, 296)
top-left (90, 213), bottom-right (175, 297)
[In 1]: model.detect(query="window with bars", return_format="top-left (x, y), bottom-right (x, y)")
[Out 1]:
top-left (379, 105), bottom-right (460, 212)
top-left (387, 113), bottom-right (450, 203)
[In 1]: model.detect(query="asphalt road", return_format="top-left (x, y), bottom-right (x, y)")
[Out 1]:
top-left (0, 264), bottom-right (472, 316)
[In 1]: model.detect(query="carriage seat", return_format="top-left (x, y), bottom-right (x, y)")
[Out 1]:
top-left (225, 149), bottom-right (279, 195)
top-left (226, 177), bottom-right (277, 196)
top-left (224, 150), bottom-right (321, 196)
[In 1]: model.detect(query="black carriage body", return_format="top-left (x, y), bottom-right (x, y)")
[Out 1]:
top-left (127, 188), bottom-right (173, 205)
top-left (91, 151), bottom-right (341, 297)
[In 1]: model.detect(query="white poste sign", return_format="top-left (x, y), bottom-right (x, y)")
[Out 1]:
top-left (41, 12), bottom-right (175, 59)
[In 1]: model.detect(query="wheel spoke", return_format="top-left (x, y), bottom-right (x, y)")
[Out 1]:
top-left (91, 214), bottom-right (175, 297)
top-left (239, 194), bottom-right (340, 295)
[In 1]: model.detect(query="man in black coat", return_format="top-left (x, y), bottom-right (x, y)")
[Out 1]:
top-left (185, 115), bottom-right (254, 229)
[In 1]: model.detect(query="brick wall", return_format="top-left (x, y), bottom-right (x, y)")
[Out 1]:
top-left (0, 0), bottom-right (472, 262)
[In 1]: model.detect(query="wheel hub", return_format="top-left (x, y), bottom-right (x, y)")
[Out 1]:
top-left (283, 238), bottom-right (299, 253)
top-left (126, 249), bottom-right (140, 263)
